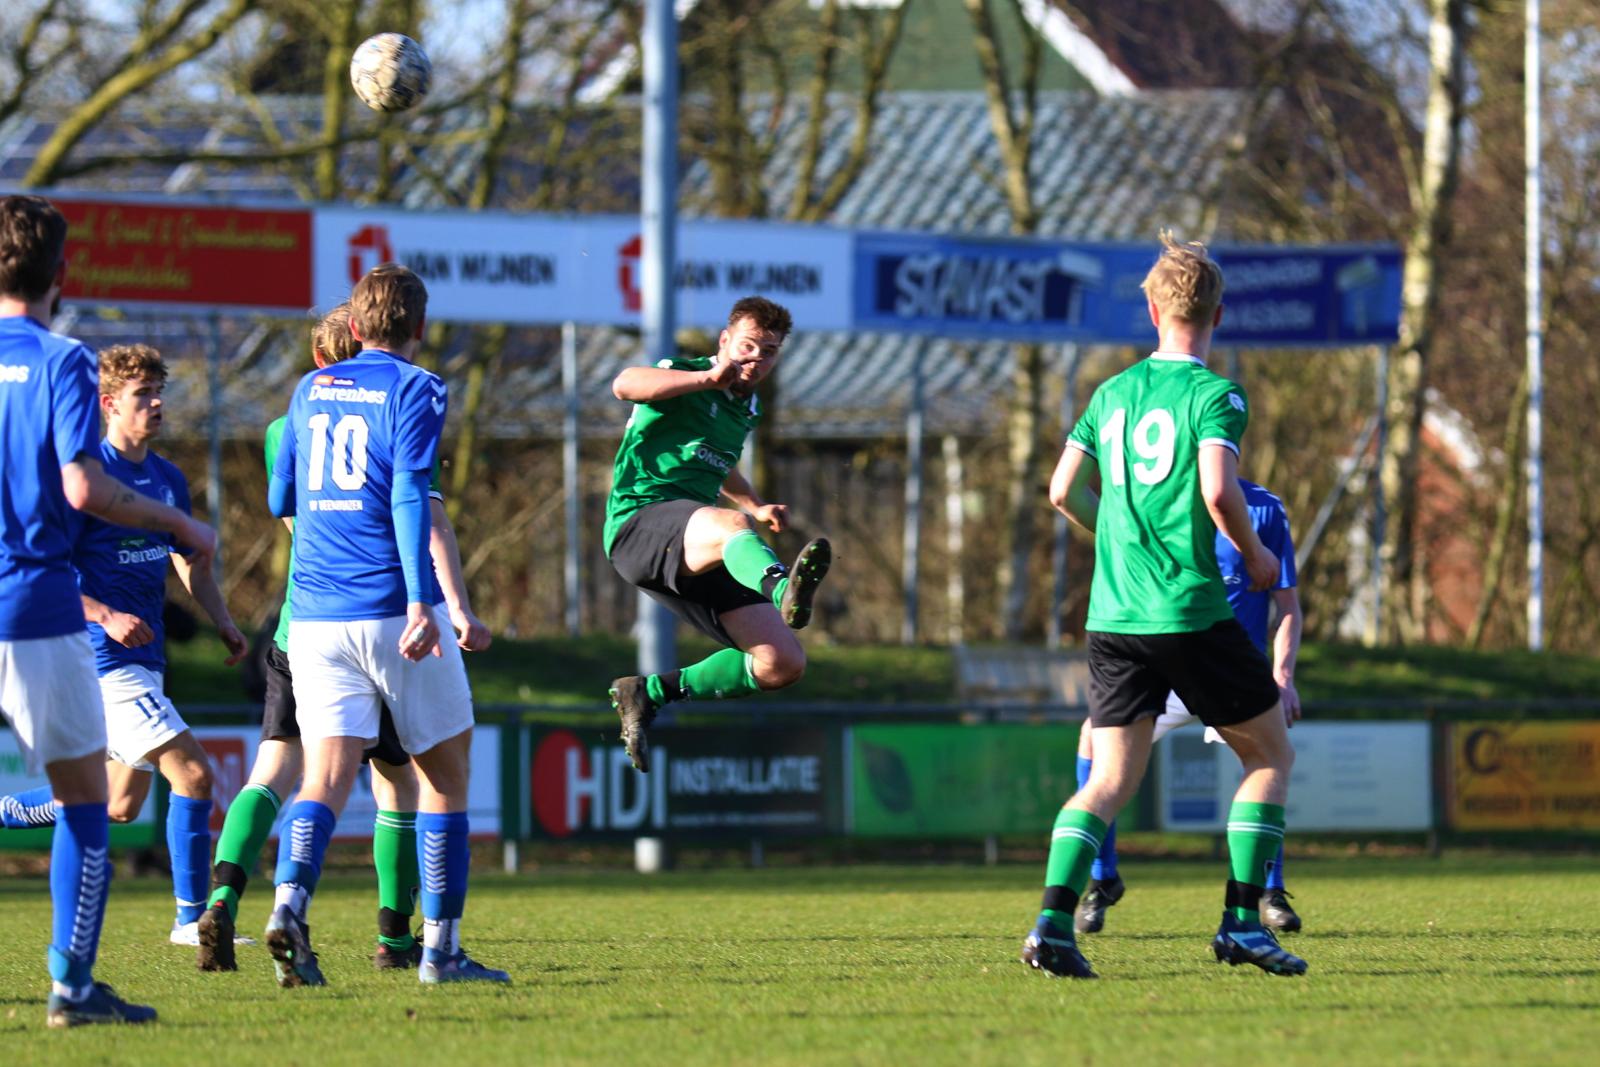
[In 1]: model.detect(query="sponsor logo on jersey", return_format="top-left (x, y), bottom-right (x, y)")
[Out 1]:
top-left (116, 537), bottom-right (170, 565)
top-left (0, 364), bottom-right (31, 383)
top-left (692, 443), bottom-right (733, 474)
top-left (314, 374), bottom-right (334, 385)
top-left (309, 383), bottom-right (388, 404)
top-left (309, 499), bottom-right (364, 512)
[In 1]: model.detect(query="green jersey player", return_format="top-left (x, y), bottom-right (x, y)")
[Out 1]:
top-left (1020, 232), bottom-right (1307, 980)
top-left (605, 296), bottom-right (831, 773)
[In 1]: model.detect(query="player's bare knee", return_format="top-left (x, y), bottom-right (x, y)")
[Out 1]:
top-left (176, 757), bottom-right (214, 800)
top-left (107, 796), bottom-right (141, 823)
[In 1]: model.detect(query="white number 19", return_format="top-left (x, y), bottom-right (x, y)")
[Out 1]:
top-left (1100, 406), bottom-right (1176, 487)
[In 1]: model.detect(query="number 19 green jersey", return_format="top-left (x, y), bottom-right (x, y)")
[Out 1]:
top-left (604, 355), bottom-right (762, 554)
top-left (1066, 353), bottom-right (1250, 634)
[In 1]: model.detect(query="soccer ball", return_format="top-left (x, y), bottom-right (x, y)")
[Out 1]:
top-left (349, 33), bottom-right (432, 113)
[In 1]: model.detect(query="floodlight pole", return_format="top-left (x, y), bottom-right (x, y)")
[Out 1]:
top-left (1525, 0), bottom-right (1545, 651)
top-left (562, 321), bottom-right (581, 637)
top-left (638, 0), bottom-right (679, 679)
top-left (206, 312), bottom-right (224, 579)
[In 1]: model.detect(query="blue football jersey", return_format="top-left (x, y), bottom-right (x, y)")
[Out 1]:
top-left (73, 440), bottom-right (191, 674)
top-left (0, 315), bottom-right (100, 641)
top-left (274, 349), bottom-right (446, 621)
top-left (1214, 479), bottom-right (1297, 652)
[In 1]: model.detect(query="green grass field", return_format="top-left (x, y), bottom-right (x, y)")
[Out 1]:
top-left (3, 855), bottom-right (1597, 1065)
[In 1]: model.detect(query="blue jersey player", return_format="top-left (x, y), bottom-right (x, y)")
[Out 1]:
top-left (1074, 478), bottom-right (1304, 934)
top-left (0, 194), bottom-right (216, 1027)
top-left (1, 344), bottom-right (248, 950)
top-left (263, 264), bottom-right (506, 988)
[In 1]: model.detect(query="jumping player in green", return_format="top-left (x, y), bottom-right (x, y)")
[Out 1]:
top-left (1020, 232), bottom-right (1307, 980)
top-left (605, 296), bottom-right (831, 772)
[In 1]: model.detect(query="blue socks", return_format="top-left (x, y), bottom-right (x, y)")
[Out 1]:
top-left (167, 794), bottom-right (213, 925)
top-left (49, 803), bottom-right (110, 996)
top-left (1, 785), bottom-right (58, 828)
top-left (273, 800), bottom-right (337, 916)
top-left (1265, 843), bottom-right (1287, 890)
top-left (1078, 756), bottom-right (1119, 882)
top-left (418, 811), bottom-right (469, 957)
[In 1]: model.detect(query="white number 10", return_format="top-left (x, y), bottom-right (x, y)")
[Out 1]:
top-left (306, 412), bottom-right (370, 492)
top-left (1100, 407), bottom-right (1176, 487)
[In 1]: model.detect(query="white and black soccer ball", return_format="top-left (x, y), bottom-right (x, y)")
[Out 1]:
top-left (349, 33), bottom-right (432, 113)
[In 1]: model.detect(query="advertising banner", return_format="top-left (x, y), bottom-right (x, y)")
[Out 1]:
top-left (312, 208), bottom-right (578, 324)
top-left (1448, 721), bottom-right (1600, 830)
top-left (0, 731), bottom-right (155, 849)
top-left (1213, 247), bottom-right (1403, 347)
top-left (1158, 722), bottom-right (1432, 832)
top-left (524, 725), bottom-right (842, 839)
top-left (849, 724), bottom-right (1114, 837)
top-left (52, 197), bottom-right (313, 313)
top-left (578, 218), bottom-right (856, 331)
top-left (194, 726), bottom-right (501, 840)
top-left (853, 233), bottom-right (1403, 346)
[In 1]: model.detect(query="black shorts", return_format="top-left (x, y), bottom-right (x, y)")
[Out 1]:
top-left (1087, 619), bottom-right (1280, 730)
top-left (260, 643), bottom-right (411, 766)
top-left (608, 499), bottom-right (768, 648)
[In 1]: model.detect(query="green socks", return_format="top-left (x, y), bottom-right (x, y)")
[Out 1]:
top-left (1040, 807), bottom-right (1108, 927)
top-left (723, 529), bottom-right (788, 606)
top-left (374, 810), bottom-right (419, 948)
top-left (206, 783), bottom-right (281, 921)
top-left (1226, 801), bottom-right (1286, 922)
top-left (645, 649), bottom-right (761, 706)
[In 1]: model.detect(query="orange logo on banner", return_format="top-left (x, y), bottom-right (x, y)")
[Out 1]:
top-left (1449, 721), bottom-right (1600, 830)
top-left (201, 736), bottom-right (248, 833)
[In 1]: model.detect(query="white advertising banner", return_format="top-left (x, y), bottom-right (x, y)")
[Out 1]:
top-left (312, 208), bottom-right (581, 324)
top-left (194, 725), bottom-right (501, 840)
top-left (1157, 721), bottom-right (1432, 833)
top-left (573, 217), bottom-right (855, 330)
top-left (311, 209), bottom-right (854, 330)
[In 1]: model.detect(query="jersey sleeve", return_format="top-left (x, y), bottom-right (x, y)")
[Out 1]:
top-left (1261, 501), bottom-right (1297, 590)
top-left (391, 372), bottom-right (447, 473)
top-left (51, 345), bottom-right (101, 467)
top-left (1065, 388), bottom-right (1100, 457)
top-left (264, 417), bottom-right (286, 476)
top-left (1195, 380), bottom-right (1249, 456)
top-left (428, 456), bottom-right (444, 501)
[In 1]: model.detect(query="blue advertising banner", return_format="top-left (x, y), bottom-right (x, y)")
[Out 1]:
top-left (854, 232), bottom-right (1401, 347)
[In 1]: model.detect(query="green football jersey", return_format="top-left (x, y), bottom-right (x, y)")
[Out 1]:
top-left (266, 414), bottom-right (444, 652)
top-left (604, 355), bottom-right (762, 554)
top-left (1066, 353), bottom-right (1250, 634)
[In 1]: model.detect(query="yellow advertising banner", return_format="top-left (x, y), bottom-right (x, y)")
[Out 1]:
top-left (1449, 721), bottom-right (1600, 830)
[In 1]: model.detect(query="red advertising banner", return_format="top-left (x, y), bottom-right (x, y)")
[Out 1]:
top-left (54, 198), bottom-right (313, 312)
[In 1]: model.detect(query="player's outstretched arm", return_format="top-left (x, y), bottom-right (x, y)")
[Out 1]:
top-left (80, 593), bottom-right (153, 648)
top-left (719, 466), bottom-right (787, 533)
top-left (428, 497), bottom-right (491, 652)
top-left (613, 360), bottom-right (735, 402)
top-left (1198, 447), bottom-right (1276, 591)
top-left (62, 457), bottom-right (217, 566)
top-left (170, 552), bottom-right (247, 666)
top-left (1049, 445), bottom-right (1099, 536)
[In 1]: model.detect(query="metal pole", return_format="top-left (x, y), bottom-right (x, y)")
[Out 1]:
top-left (1525, 0), bottom-right (1545, 651)
top-left (206, 313), bottom-right (224, 578)
top-left (901, 346), bottom-right (925, 645)
top-left (1370, 344), bottom-right (1389, 647)
top-left (1048, 346), bottom-right (1083, 647)
top-left (562, 321), bottom-right (581, 638)
top-left (942, 434), bottom-right (964, 647)
top-left (638, 0), bottom-right (678, 678)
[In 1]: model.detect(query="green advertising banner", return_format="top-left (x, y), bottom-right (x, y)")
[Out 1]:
top-left (850, 724), bottom-right (1145, 837)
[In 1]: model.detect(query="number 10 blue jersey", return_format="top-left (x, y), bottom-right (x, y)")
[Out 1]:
top-left (273, 349), bottom-right (446, 621)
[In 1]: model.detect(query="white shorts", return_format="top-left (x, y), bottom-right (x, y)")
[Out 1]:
top-left (0, 632), bottom-right (108, 774)
top-left (101, 664), bottom-right (189, 770)
top-left (1152, 691), bottom-right (1224, 745)
top-left (288, 607), bottom-right (473, 757)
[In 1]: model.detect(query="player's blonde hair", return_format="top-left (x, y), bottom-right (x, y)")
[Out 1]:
top-left (350, 263), bottom-right (427, 350)
top-left (1140, 230), bottom-right (1224, 325)
top-left (98, 343), bottom-right (167, 397)
top-left (313, 303), bottom-right (361, 364)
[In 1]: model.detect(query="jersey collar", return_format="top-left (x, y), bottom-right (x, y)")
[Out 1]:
top-left (1148, 351), bottom-right (1205, 365)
